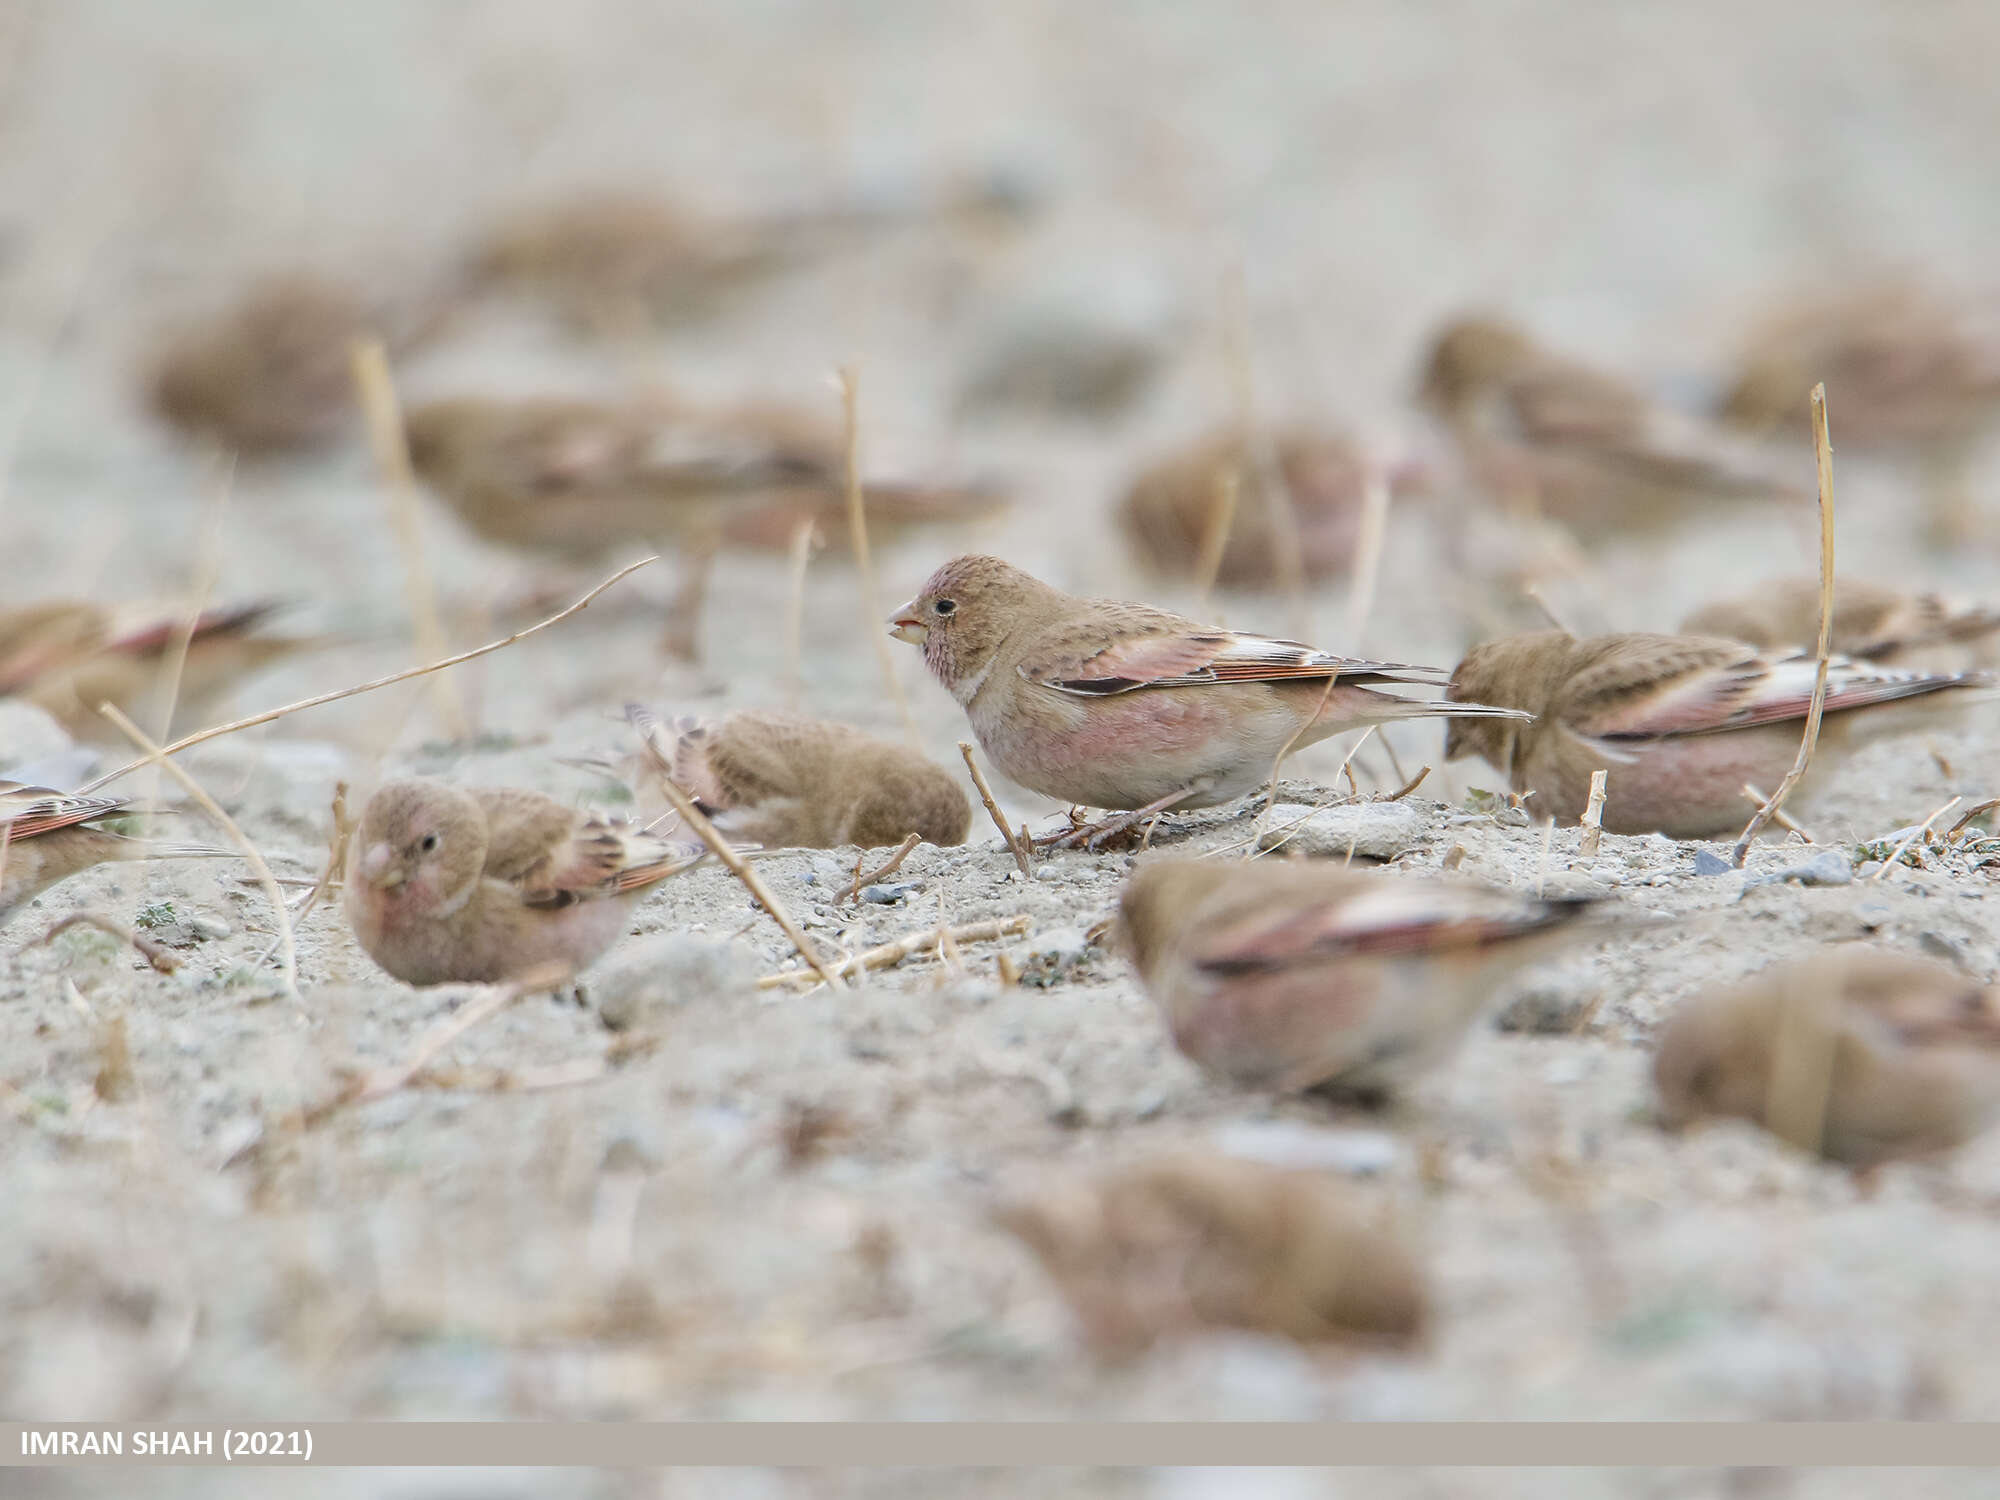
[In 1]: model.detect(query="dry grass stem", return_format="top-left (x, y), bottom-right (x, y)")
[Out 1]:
top-left (302, 961), bottom-right (573, 1126)
top-left (1342, 466), bottom-right (1392, 652)
top-left (839, 832), bottom-right (922, 903)
top-left (630, 716), bottom-right (843, 990)
top-left (1869, 795), bottom-right (1962, 882)
top-left (837, 366), bottom-right (919, 747)
top-left (258, 781), bottom-right (354, 969)
top-left (757, 915), bottom-right (1031, 990)
top-left (958, 741), bottom-right (1032, 877)
top-left (1524, 584), bottom-right (1578, 638)
top-left (1739, 783), bottom-right (1816, 842)
top-left (1251, 682), bottom-right (1353, 853)
top-left (35, 912), bottom-right (179, 973)
top-left (79, 557), bottom-right (656, 796)
top-left (99, 701), bottom-right (296, 998)
top-left (1577, 769), bottom-right (1608, 859)
top-left (1534, 817), bottom-right (1556, 897)
top-left (783, 515), bottom-right (820, 707)
top-left (148, 455), bottom-right (235, 829)
top-left (350, 336), bottom-right (466, 739)
top-left (1386, 764), bottom-right (1432, 801)
top-left (1733, 383), bottom-right (1836, 867)
top-left (1190, 466), bottom-right (1240, 617)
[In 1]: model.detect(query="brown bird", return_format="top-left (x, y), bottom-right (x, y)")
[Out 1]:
top-left (995, 1152), bottom-right (1428, 1360)
top-left (889, 555), bottom-right (1528, 849)
top-left (1720, 284), bottom-right (2000, 450)
top-left (144, 272), bottom-right (428, 456)
top-left (341, 778), bottom-right (702, 987)
top-left (465, 187), bottom-right (968, 334)
top-left (623, 704), bottom-right (969, 850)
top-left (1680, 577), bottom-right (2000, 673)
top-left (0, 783), bottom-right (226, 925)
top-left (1116, 425), bottom-right (1426, 588)
top-left (1719, 285), bottom-right (2000, 546)
top-left (1654, 947), bottom-right (2000, 1171)
top-left (0, 599), bottom-right (323, 741)
top-left (1118, 856), bottom-right (1597, 1097)
top-left (1416, 314), bottom-right (1803, 536)
top-left (404, 394), bottom-right (1001, 659)
top-left (1445, 630), bottom-right (1992, 837)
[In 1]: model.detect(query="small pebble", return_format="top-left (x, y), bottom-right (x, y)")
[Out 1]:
top-left (1692, 849), bottom-right (1734, 877)
top-left (1257, 802), bottom-right (1425, 860)
top-left (860, 881), bottom-right (920, 905)
top-left (1744, 849), bottom-right (1853, 890)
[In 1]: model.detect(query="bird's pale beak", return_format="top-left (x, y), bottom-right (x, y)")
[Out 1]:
top-left (360, 842), bottom-right (405, 890)
top-left (888, 601), bottom-right (927, 645)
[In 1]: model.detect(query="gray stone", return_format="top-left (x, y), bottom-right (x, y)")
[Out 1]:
top-left (1691, 849), bottom-right (1734, 877)
top-left (1256, 801), bottom-right (1426, 861)
top-left (860, 881), bottom-right (920, 905)
top-left (1744, 849), bottom-right (1853, 890)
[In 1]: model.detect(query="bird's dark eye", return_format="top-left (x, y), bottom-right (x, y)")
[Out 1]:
top-left (934, 598), bottom-right (956, 616)
top-left (418, 833), bottom-right (440, 853)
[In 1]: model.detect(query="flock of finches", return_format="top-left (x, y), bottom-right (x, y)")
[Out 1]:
top-left (11, 183), bottom-right (2000, 1354)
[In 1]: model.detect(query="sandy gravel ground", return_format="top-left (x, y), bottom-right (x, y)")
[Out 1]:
top-left (6, 3), bottom-right (2000, 1497)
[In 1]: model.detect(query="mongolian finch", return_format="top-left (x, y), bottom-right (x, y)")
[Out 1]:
top-left (889, 555), bottom-right (1528, 848)
top-left (404, 394), bottom-right (1001, 659)
top-left (1416, 314), bottom-right (1802, 536)
top-left (995, 1152), bottom-right (1428, 1359)
top-left (1118, 856), bottom-right (1597, 1097)
top-left (145, 272), bottom-right (440, 456)
top-left (341, 779), bottom-right (702, 987)
top-left (1719, 283), bottom-right (2000, 452)
top-left (1680, 576), bottom-right (2000, 673)
top-left (1116, 424), bottom-right (1425, 589)
top-left (0, 783), bottom-right (228, 926)
top-left (1, 598), bottom-right (324, 740)
top-left (1654, 948), bottom-right (2000, 1171)
top-left (1444, 630), bottom-right (1992, 837)
top-left (622, 703), bottom-right (969, 850)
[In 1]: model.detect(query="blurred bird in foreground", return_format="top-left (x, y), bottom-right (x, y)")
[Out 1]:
top-left (1416, 314), bottom-right (1803, 537)
top-left (0, 783), bottom-right (228, 926)
top-left (1116, 425), bottom-right (1427, 589)
top-left (1719, 283), bottom-right (2000, 545)
top-left (1118, 856), bottom-right (1598, 1097)
top-left (0, 599), bottom-right (325, 741)
top-left (1654, 948), bottom-right (2000, 1173)
top-left (1681, 576), bottom-right (2000, 673)
top-left (341, 778), bottom-right (703, 987)
top-left (145, 272), bottom-right (436, 456)
top-left (889, 555), bottom-right (1529, 849)
top-left (1445, 630), bottom-right (1993, 837)
top-left (404, 394), bottom-right (1002, 660)
top-left (995, 1152), bottom-right (1428, 1360)
top-left (621, 703), bottom-right (969, 850)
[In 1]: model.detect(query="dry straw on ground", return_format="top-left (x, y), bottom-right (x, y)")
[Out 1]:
top-left (1732, 382), bottom-right (1836, 866)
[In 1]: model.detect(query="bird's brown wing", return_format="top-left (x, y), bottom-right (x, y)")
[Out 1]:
top-left (1022, 614), bottom-right (1447, 697)
top-left (1567, 636), bottom-right (1986, 739)
top-left (0, 783), bottom-right (128, 840)
top-left (1191, 881), bottom-right (1593, 975)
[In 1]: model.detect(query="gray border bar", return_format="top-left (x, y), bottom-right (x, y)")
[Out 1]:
top-left (3, 1424), bottom-right (1999, 1467)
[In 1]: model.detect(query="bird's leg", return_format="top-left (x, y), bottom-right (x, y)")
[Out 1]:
top-left (1031, 786), bottom-right (1199, 852)
top-left (661, 528), bottom-right (721, 662)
